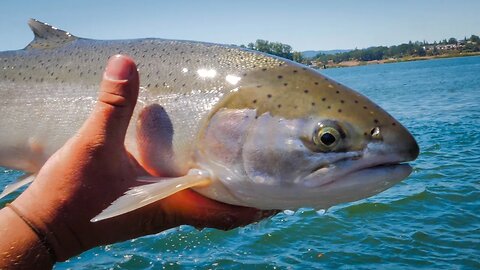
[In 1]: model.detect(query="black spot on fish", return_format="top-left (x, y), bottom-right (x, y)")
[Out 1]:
top-left (374, 119), bottom-right (379, 124)
top-left (336, 91), bottom-right (340, 94)
top-left (262, 68), bottom-right (267, 71)
top-left (304, 89), bottom-right (309, 93)
top-left (392, 122), bottom-right (397, 126)
top-left (354, 100), bottom-right (359, 103)
top-left (277, 104), bottom-right (282, 108)
top-left (340, 100), bottom-right (345, 104)
top-left (322, 98), bottom-right (326, 101)
top-left (294, 105), bottom-right (298, 109)
top-left (243, 73), bottom-right (247, 77)
top-left (363, 106), bottom-right (368, 110)
top-left (293, 70), bottom-right (298, 73)
top-left (253, 99), bottom-right (257, 104)
top-left (338, 109), bottom-right (342, 113)
top-left (311, 102), bottom-right (316, 106)
top-left (327, 106), bottom-right (331, 109)
top-left (314, 82), bottom-right (319, 85)
top-left (284, 83), bottom-right (288, 86)
top-left (267, 94), bottom-right (272, 98)
top-left (257, 85), bottom-right (262, 88)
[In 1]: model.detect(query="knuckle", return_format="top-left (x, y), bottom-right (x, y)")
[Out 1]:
top-left (98, 90), bottom-right (129, 108)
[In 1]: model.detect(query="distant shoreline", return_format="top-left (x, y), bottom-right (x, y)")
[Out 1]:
top-left (317, 52), bottom-right (480, 68)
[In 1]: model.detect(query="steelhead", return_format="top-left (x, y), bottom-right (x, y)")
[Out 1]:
top-left (0, 19), bottom-right (419, 221)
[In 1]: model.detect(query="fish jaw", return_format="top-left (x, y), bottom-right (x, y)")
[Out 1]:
top-left (303, 141), bottom-right (415, 188)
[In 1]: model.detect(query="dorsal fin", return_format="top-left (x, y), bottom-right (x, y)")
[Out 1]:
top-left (25, 19), bottom-right (78, 50)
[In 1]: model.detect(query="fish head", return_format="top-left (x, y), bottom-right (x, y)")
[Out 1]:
top-left (197, 61), bottom-right (419, 210)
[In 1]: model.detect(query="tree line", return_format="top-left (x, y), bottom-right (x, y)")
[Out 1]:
top-left (239, 39), bottom-right (305, 63)
top-left (241, 35), bottom-right (480, 66)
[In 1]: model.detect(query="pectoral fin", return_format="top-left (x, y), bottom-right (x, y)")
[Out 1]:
top-left (0, 174), bottom-right (36, 200)
top-left (91, 173), bottom-right (211, 222)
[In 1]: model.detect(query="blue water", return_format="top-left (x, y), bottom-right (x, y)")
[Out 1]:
top-left (2, 56), bottom-right (480, 269)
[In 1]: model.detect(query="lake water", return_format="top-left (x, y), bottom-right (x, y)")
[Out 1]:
top-left (1, 56), bottom-right (479, 269)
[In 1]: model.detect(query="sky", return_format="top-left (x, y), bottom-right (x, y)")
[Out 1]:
top-left (0, 0), bottom-right (479, 52)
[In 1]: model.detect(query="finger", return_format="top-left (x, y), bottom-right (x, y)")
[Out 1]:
top-left (79, 55), bottom-right (139, 146)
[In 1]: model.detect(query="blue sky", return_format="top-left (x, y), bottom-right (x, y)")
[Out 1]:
top-left (0, 0), bottom-right (479, 51)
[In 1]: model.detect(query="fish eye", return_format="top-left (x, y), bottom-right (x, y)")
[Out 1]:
top-left (313, 126), bottom-right (341, 150)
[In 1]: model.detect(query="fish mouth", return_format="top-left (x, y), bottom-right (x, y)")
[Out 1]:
top-left (305, 154), bottom-right (413, 188)
top-left (334, 162), bottom-right (413, 188)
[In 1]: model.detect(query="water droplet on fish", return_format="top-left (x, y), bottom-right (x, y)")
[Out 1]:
top-left (316, 209), bottom-right (326, 215)
top-left (283, 209), bottom-right (295, 216)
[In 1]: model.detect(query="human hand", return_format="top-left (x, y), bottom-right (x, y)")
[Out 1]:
top-left (9, 55), bottom-right (273, 262)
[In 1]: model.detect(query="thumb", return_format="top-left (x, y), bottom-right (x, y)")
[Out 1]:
top-left (79, 55), bottom-right (139, 146)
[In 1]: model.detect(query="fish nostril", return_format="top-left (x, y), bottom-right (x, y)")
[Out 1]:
top-left (370, 127), bottom-right (382, 140)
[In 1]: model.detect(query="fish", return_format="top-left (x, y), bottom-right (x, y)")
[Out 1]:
top-left (0, 19), bottom-right (419, 222)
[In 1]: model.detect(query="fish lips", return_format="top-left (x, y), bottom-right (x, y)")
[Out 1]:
top-left (310, 163), bottom-right (413, 206)
top-left (303, 153), bottom-right (413, 188)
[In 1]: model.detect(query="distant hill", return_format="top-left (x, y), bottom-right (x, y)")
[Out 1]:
top-left (301, 49), bottom-right (351, 58)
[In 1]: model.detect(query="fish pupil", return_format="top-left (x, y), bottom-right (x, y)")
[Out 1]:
top-left (321, 133), bottom-right (336, 146)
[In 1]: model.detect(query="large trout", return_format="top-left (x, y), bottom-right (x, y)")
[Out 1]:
top-left (0, 20), bottom-right (419, 221)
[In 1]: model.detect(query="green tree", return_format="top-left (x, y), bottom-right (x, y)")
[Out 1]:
top-left (292, 51), bottom-right (304, 63)
top-left (448, 38), bottom-right (457, 44)
top-left (246, 39), bottom-right (294, 60)
top-left (470, 35), bottom-right (480, 43)
top-left (416, 47), bottom-right (426, 56)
